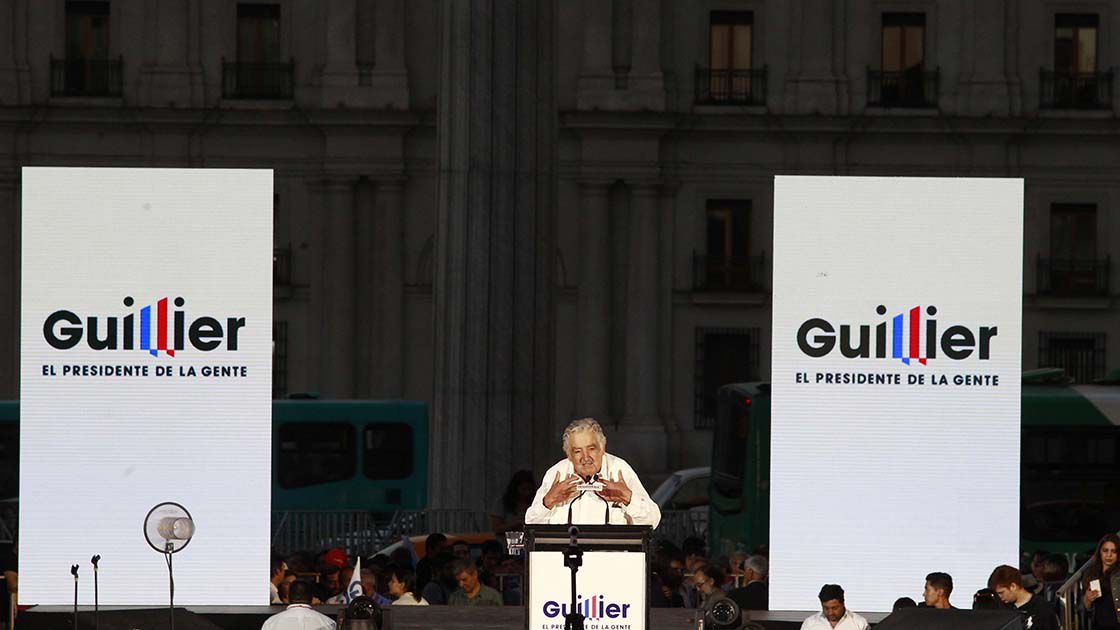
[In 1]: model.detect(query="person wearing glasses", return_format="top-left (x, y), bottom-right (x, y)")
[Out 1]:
top-left (694, 564), bottom-right (729, 616)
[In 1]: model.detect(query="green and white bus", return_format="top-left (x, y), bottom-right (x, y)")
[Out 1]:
top-left (708, 370), bottom-right (1120, 564)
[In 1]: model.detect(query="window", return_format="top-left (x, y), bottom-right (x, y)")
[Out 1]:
top-left (698, 200), bottom-right (758, 291)
top-left (273, 321), bottom-right (288, 398)
top-left (55, 2), bottom-right (119, 96)
top-left (871, 13), bottom-right (934, 107)
top-left (237, 4), bottom-right (281, 63)
top-left (363, 423), bottom-right (414, 480)
top-left (694, 327), bottom-right (760, 429)
top-left (1040, 204), bottom-right (1106, 296)
top-left (667, 476), bottom-right (710, 510)
top-left (276, 422), bottom-right (356, 488)
top-left (226, 4), bottom-right (292, 99)
top-left (66, 1), bottom-right (109, 61)
top-left (1038, 332), bottom-right (1105, 384)
top-left (1044, 14), bottom-right (1109, 109)
top-left (699, 12), bottom-right (763, 104)
top-left (711, 386), bottom-right (750, 499)
top-left (1055, 14), bottom-right (1098, 75)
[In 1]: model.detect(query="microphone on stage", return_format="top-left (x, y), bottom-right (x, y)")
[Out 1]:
top-left (71, 564), bottom-right (79, 630)
top-left (91, 555), bottom-right (101, 630)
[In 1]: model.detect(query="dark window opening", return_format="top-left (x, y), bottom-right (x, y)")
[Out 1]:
top-left (698, 11), bottom-right (764, 104)
top-left (1044, 14), bottom-right (1109, 109)
top-left (273, 321), bottom-right (288, 398)
top-left (1038, 332), bottom-right (1106, 384)
top-left (363, 423), bottom-right (414, 480)
top-left (871, 13), bottom-right (935, 107)
top-left (276, 422), bottom-right (355, 489)
top-left (1039, 204), bottom-right (1107, 296)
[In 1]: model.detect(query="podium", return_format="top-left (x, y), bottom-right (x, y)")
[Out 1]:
top-left (524, 525), bottom-right (652, 630)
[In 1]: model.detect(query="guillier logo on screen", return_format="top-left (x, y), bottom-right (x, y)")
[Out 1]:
top-left (796, 305), bottom-right (997, 364)
top-left (43, 297), bottom-right (245, 357)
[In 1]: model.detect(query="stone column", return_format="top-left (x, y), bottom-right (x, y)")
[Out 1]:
top-left (628, 0), bottom-right (665, 110)
top-left (617, 181), bottom-right (665, 474)
top-left (354, 178), bottom-right (377, 397)
top-left (576, 0), bottom-right (613, 108)
top-left (372, 177), bottom-right (405, 397)
top-left (576, 180), bottom-right (612, 421)
top-left (431, 0), bottom-right (557, 511)
top-left (0, 179), bottom-right (16, 397)
top-left (319, 179), bottom-right (357, 397)
top-left (320, 0), bottom-right (361, 106)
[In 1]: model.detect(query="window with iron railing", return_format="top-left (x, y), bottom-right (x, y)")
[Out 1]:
top-left (1038, 332), bottom-right (1105, 384)
top-left (54, 1), bottom-right (121, 97)
top-left (870, 13), bottom-right (937, 107)
top-left (696, 200), bottom-right (765, 292)
top-left (1043, 14), bottom-right (1110, 109)
top-left (226, 3), bottom-right (293, 99)
top-left (1041, 203), bottom-right (1107, 296)
top-left (696, 11), bottom-right (766, 105)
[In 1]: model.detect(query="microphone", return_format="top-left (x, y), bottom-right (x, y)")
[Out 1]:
top-left (91, 555), bottom-right (100, 567)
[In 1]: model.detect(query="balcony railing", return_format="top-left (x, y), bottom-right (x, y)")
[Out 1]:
top-left (693, 253), bottom-right (767, 292)
top-left (1040, 70), bottom-right (1113, 110)
top-left (222, 59), bottom-right (295, 100)
top-left (695, 66), bottom-right (767, 106)
top-left (867, 67), bottom-right (939, 108)
top-left (274, 246), bottom-right (292, 287)
top-left (1036, 256), bottom-right (1109, 297)
top-left (50, 55), bottom-right (123, 97)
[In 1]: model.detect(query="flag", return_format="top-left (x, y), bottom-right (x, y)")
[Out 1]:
top-left (343, 556), bottom-right (363, 604)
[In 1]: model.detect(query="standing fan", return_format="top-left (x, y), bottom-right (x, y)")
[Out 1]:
top-left (143, 502), bottom-right (195, 630)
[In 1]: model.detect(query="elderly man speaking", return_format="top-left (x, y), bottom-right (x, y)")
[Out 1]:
top-left (525, 418), bottom-right (661, 527)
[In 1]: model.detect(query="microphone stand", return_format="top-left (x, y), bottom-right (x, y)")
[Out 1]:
top-left (91, 554), bottom-right (101, 630)
top-left (165, 542), bottom-right (176, 630)
top-left (563, 526), bottom-right (585, 630)
top-left (70, 564), bottom-right (79, 630)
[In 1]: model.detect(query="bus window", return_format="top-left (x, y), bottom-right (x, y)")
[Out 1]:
top-left (712, 390), bottom-right (748, 499)
top-left (0, 425), bottom-right (15, 498)
top-left (669, 476), bottom-right (711, 510)
top-left (364, 423), bottom-right (413, 480)
top-left (277, 422), bottom-right (356, 488)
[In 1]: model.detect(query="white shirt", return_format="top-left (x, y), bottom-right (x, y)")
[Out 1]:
top-left (270, 581), bottom-right (282, 604)
top-left (524, 453), bottom-right (661, 527)
top-left (391, 592), bottom-right (429, 605)
top-left (261, 604), bottom-right (337, 630)
top-left (800, 610), bottom-right (869, 630)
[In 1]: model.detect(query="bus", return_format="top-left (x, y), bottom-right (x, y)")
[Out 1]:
top-left (708, 371), bottom-right (1120, 564)
top-left (0, 399), bottom-right (428, 513)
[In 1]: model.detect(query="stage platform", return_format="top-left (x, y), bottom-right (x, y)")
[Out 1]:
top-left (20, 605), bottom-right (887, 629)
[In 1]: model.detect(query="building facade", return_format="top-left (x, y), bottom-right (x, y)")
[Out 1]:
top-left (0, 0), bottom-right (1117, 502)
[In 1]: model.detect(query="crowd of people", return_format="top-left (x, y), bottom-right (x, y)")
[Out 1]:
top-left (262, 531), bottom-right (1118, 630)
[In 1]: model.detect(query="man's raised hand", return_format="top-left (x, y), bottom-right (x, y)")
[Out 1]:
top-left (542, 471), bottom-right (581, 509)
top-left (596, 473), bottom-right (632, 506)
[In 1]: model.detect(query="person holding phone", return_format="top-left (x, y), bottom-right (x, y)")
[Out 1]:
top-left (1083, 533), bottom-right (1120, 628)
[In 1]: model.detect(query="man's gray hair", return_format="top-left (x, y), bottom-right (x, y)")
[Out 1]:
top-left (561, 417), bottom-right (607, 456)
top-left (745, 555), bottom-right (768, 579)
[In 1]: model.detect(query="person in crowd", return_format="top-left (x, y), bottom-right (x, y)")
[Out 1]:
top-left (415, 533), bottom-right (447, 594)
top-left (729, 555), bottom-right (769, 611)
top-left (270, 555), bottom-right (288, 604)
top-left (478, 539), bottom-right (504, 590)
top-left (971, 589), bottom-right (1001, 610)
top-left (1082, 533), bottom-right (1119, 629)
top-left (451, 540), bottom-right (471, 561)
top-left (0, 541), bottom-right (16, 630)
top-left (892, 597), bottom-right (916, 611)
top-left (682, 537), bottom-right (707, 574)
top-left (316, 565), bottom-right (342, 603)
top-left (491, 470), bottom-right (536, 533)
top-left (387, 565), bottom-right (428, 605)
top-left (389, 547), bottom-right (414, 571)
top-left (649, 553), bottom-right (685, 608)
top-left (695, 564), bottom-right (730, 616)
top-left (448, 559), bottom-right (503, 606)
top-left (989, 565), bottom-right (1059, 630)
top-left (922, 572), bottom-right (954, 609)
top-left (800, 584), bottom-right (869, 630)
top-left (262, 580), bottom-right (336, 630)
top-left (524, 417), bottom-right (661, 526)
top-left (420, 552), bottom-right (455, 605)
top-left (322, 548), bottom-right (348, 570)
top-left (1023, 549), bottom-right (1049, 594)
top-left (1037, 553), bottom-right (1068, 618)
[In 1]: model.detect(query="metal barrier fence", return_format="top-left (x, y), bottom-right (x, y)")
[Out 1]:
top-left (271, 509), bottom-right (491, 557)
top-left (273, 508), bottom-right (706, 557)
top-left (1057, 529), bottom-right (1119, 630)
